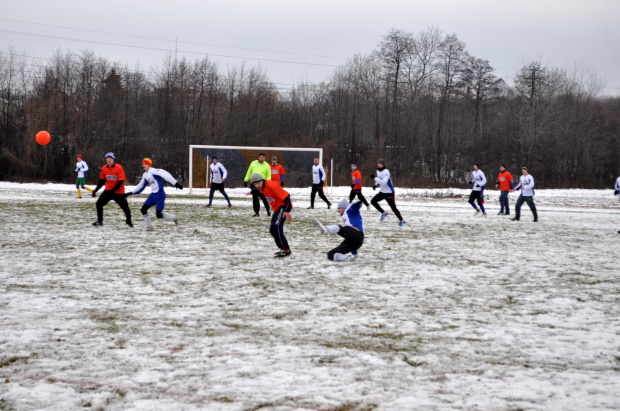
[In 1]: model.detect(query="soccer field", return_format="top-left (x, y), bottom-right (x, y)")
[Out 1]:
top-left (1, 183), bottom-right (619, 410)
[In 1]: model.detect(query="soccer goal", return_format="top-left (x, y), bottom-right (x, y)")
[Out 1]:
top-left (188, 145), bottom-right (329, 194)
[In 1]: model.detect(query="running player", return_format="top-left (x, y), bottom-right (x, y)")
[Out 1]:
top-left (468, 163), bottom-right (487, 216)
top-left (74, 154), bottom-right (93, 198)
top-left (349, 163), bottom-right (369, 209)
top-left (309, 157), bottom-right (331, 209)
top-left (370, 159), bottom-right (406, 226)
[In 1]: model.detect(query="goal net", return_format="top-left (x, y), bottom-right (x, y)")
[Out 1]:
top-left (188, 145), bottom-right (327, 194)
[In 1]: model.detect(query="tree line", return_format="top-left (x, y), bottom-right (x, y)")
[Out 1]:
top-left (1, 27), bottom-right (618, 188)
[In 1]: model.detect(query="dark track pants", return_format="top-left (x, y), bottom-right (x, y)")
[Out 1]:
top-left (499, 190), bottom-right (510, 214)
top-left (349, 189), bottom-right (369, 207)
top-left (252, 187), bottom-right (270, 214)
top-left (371, 192), bottom-right (403, 221)
top-left (311, 184), bottom-right (331, 207)
top-left (209, 183), bottom-right (230, 205)
top-left (96, 190), bottom-right (132, 223)
top-left (327, 226), bottom-right (364, 261)
top-left (515, 195), bottom-right (538, 221)
top-left (270, 207), bottom-right (290, 250)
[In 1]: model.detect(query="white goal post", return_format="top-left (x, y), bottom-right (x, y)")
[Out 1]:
top-left (188, 145), bottom-right (328, 194)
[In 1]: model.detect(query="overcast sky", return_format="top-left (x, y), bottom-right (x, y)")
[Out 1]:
top-left (2, 0), bottom-right (619, 95)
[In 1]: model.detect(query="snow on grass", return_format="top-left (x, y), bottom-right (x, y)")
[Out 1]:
top-left (1, 182), bottom-right (619, 410)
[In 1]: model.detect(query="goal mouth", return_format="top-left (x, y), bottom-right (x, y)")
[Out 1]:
top-left (189, 145), bottom-right (324, 193)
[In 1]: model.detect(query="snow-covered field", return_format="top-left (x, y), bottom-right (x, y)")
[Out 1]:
top-left (1, 182), bottom-right (619, 410)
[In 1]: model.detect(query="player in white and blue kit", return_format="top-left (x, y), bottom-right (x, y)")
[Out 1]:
top-left (511, 166), bottom-right (538, 222)
top-left (312, 199), bottom-right (364, 262)
top-left (615, 175), bottom-right (620, 234)
top-left (309, 157), bottom-right (331, 209)
top-left (126, 158), bottom-right (184, 231)
top-left (370, 159), bottom-right (406, 226)
top-left (205, 156), bottom-right (231, 208)
top-left (468, 163), bottom-right (487, 216)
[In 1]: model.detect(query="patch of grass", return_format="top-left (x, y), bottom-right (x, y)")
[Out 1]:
top-left (0, 355), bottom-right (33, 368)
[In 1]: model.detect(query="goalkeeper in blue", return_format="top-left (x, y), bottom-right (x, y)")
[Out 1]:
top-left (125, 158), bottom-right (184, 231)
top-left (312, 199), bottom-right (364, 262)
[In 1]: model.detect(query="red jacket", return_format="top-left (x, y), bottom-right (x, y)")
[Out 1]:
top-left (99, 163), bottom-right (126, 194)
top-left (351, 170), bottom-right (363, 190)
top-left (496, 171), bottom-right (514, 191)
top-left (260, 180), bottom-right (292, 212)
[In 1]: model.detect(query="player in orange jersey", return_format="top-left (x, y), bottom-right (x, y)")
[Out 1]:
top-left (250, 172), bottom-right (293, 257)
top-left (91, 152), bottom-right (133, 227)
top-left (495, 164), bottom-right (514, 215)
top-left (270, 156), bottom-right (286, 187)
top-left (349, 163), bottom-right (369, 209)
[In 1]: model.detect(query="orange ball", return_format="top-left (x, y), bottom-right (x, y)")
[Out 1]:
top-left (36, 131), bottom-right (51, 145)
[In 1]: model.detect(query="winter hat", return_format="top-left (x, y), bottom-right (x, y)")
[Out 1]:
top-left (211, 155), bottom-right (218, 160)
top-left (250, 173), bottom-right (264, 184)
top-left (500, 164), bottom-right (506, 168)
top-left (142, 158), bottom-right (153, 166)
top-left (272, 156), bottom-right (278, 161)
top-left (377, 159), bottom-right (386, 167)
top-left (337, 199), bottom-right (349, 209)
top-left (105, 152), bottom-right (115, 160)
top-left (351, 163), bottom-right (358, 168)
top-left (77, 154), bottom-right (83, 159)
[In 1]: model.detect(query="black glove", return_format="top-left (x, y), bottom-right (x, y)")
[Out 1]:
top-left (372, 185), bottom-right (378, 191)
top-left (243, 181), bottom-right (248, 188)
top-left (74, 170), bottom-right (78, 174)
top-left (280, 182), bottom-right (284, 187)
top-left (125, 192), bottom-right (133, 198)
top-left (615, 190), bottom-right (619, 195)
top-left (370, 174), bottom-right (375, 179)
top-left (175, 182), bottom-right (183, 190)
top-left (469, 180), bottom-right (473, 185)
top-left (351, 184), bottom-right (355, 189)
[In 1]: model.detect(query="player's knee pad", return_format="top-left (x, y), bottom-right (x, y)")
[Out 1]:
top-left (140, 205), bottom-right (150, 215)
top-left (156, 210), bottom-right (163, 219)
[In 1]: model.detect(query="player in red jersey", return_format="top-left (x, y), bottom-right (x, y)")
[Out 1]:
top-left (349, 163), bottom-right (369, 209)
top-left (250, 172), bottom-right (293, 257)
top-left (270, 156), bottom-right (286, 187)
top-left (91, 152), bottom-right (133, 227)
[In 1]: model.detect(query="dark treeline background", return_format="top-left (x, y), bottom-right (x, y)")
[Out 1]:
top-left (1, 27), bottom-right (619, 187)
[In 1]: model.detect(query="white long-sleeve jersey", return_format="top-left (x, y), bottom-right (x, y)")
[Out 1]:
top-left (75, 160), bottom-right (89, 178)
top-left (312, 164), bottom-right (326, 184)
top-left (615, 177), bottom-right (620, 193)
top-left (374, 168), bottom-right (395, 194)
top-left (471, 170), bottom-right (487, 191)
top-left (515, 174), bottom-right (535, 197)
top-left (131, 168), bottom-right (178, 195)
top-left (210, 163), bottom-right (227, 184)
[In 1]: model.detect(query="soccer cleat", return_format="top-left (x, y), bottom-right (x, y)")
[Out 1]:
top-left (227, 204), bottom-right (232, 208)
top-left (398, 220), bottom-right (407, 227)
top-left (307, 206), bottom-right (314, 209)
top-left (510, 217), bottom-right (519, 221)
top-left (126, 221), bottom-right (134, 228)
top-left (348, 254), bottom-right (358, 262)
top-left (76, 196), bottom-right (82, 199)
top-left (380, 212), bottom-right (389, 221)
top-left (252, 213), bottom-right (260, 217)
top-left (146, 226), bottom-right (154, 232)
top-left (204, 204), bottom-right (211, 208)
top-left (482, 213), bottom-right (487, 217)
top-left (274, 250), bottom-right (292, 258)
top-left (327, 203), bottom-right (331, 209)
top-left (533, 219), bottom-right (538, 222)
top-left (497, 211), bottom-right (503, 215)
top-left (312, 219), bottom-right (327, 234)
top-left (173, 216), bottom-right (178, 226)
top-left (474, 209), bottom-right (481, 216)
top-left (92, 221), bottom-right (103, 226)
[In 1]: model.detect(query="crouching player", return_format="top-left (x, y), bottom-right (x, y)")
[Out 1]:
top-left (250, 172), bottom-right (293, 257)
top-left (312, 199), bottom-right (364, 262)
top-left (126, 158), bottom-right (183, 231)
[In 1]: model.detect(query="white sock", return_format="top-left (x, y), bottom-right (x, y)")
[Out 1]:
top-left (325, 224), bottom-right (341, 234)
top-left (143, 214), bottom-right (154, 229)
top-left (333, 253), bottom-right (350, 262)
top-left (162, 212), bottom-right (176, 221)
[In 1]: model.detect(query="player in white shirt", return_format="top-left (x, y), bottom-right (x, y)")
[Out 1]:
top-left (370, 159), bottom-right (406, 226)
top-left (74, 154), bottom-right (93, 199)
top-left (511, 167), bottom-right (538, 222)
top-left (468, 163), bottom-right (487, 216)
top-left (615, 175), bottom-right (620, 234)
top-left (312, 199), bottom-right (364, 262)
top-left (126, 158), bottom-right (184, 231)
top-left (205, 156), bottom-right (231, 208)
top-left (309, 157), bottom-right (331, 209)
